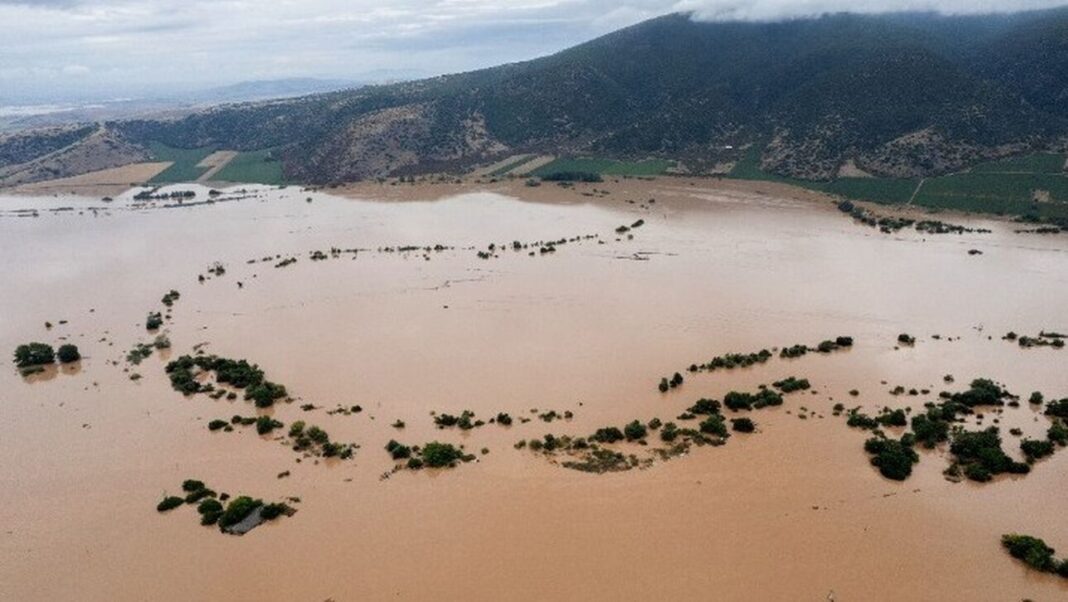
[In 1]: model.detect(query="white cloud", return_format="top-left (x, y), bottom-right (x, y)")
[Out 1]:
top-left (676, 0), bottom-right (1068, 20)
top-left (60, 64), bottom-right (90, 75)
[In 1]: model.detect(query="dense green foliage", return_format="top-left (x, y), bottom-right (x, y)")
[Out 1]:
top-left (723, 389), bottom-right (783, 411)
top-left (56, 344), bottom-right (81, 363)
top-left (156, 496), bottom-right (184, 512)
top-left (218, 496), bottom-right (263, 529)
top-left (731, 417), bottom-right (756, 433)
top-left (13, 343), bottom-right (55, 368)
top-left (420, 442), bottom-right (464, 468)
top-left (864, 436), bottom-right (919, 480)
top-left (165, 354), bottom-right (287, 407)
top-left (949, 427), bottom-right (1030, 481)
top-left (1001, 534), bottom-right (1060, 573)
top-left (623, 420), bottom-right (648, 441)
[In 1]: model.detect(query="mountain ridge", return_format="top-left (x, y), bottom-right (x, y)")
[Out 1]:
top-left (3, 8), bottom-right (1068, 186)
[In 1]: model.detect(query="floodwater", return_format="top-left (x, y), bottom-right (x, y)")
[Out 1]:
top-left (1, 178), bottom-right (1067, 601)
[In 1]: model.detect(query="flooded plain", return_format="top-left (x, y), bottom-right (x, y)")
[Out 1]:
top-left (1, 177), bottom-right (1067, 601)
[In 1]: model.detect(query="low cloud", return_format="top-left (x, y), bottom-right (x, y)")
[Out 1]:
top-left (676, 0), bottom-right (1068, 21)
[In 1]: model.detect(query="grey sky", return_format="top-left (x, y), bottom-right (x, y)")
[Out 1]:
top-left (2, 0), bottom-right (1065, 102)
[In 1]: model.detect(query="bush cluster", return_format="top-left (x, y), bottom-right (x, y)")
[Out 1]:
top-left (723, 389), bottom-right (782, 411)
top-left (1001, 534), bottom-right (1068, 576)
top-left (864, 436), bottom-right (919, 480)
top-left (13, 343), bottom-right (55, 368)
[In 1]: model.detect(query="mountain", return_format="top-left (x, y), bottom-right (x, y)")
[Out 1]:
top-left (4, 9), bottom-right (1068, 186)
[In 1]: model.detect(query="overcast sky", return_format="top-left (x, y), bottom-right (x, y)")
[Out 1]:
top-left (3, 0), bottom-right (1066, 103)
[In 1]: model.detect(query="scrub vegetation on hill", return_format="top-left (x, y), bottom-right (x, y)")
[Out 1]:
top-left (11, 8), bottom-right (1054, 196)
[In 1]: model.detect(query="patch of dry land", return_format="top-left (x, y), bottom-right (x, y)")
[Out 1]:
top-left (2, 176), bottom-right (1067, 601)
top-left (5, 161), bottom-right (170, 197)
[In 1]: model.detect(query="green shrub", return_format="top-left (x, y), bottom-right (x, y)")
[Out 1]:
top-left (688, 398), bottom-right (721, 415)
top-left (56, 344), bottom-right (81, 363)
top-left (847, 410), bottom-right (879, 430)
top-left (13, 343), bottom-right (55, 368)
top-left (246, 381), bottom-right (287, 407)
top-left (182, 479), bottom-right (205, 492)
top-left (386, 439), bottom-right (412, 459)
top-left (185, 488), bottom-right (215, 503)
top-left (1048, 420), bottom-right (1068, 446)
top-left (255, 416), bottom-right (282, 435)
top-left (951, 427), bottom-right (1029, 480)
top-left (591, 427), bottom-right (624, 443)
top-left (218, 496), bottom-right (262, 529)
top-left (876, 408), bottom-right (908, 427)
top-left (1002, 534), bottom-right (1058, 572)
top-left (260, 503), bottom-right (288, 520)
top-left (731, 417), bottom-right (756, 433)
top-left (157, 496), bottom-right (184, 512)
top-left (161, 290), bottom-right (181, 307)
top-left (208, 419), bottom-right (229, 431)
top-left (910, 414), bottom-right (950, 448)
top-left (773, 377), bottom-right (810, 393)
top-left (421, 442), bottom-right (463, 468)
top-left (197, 498), bottom-right (223, 513)
top-left (1046, 399), bottom-right (1068, 418)
top-left (146, 312), bottom-right (163, 330)
top-left (699, 415), bottom-right (728, 437)
top-left (724, 389), bottom-right (782, 411)
top-left (952, 378), bottom-right (1010, 407)
top-left (864, 437), bottom-right (919, 480)
top-left (623, 420), bottom-right (647, 441)
top-left (306, 426), bottom-right (329, 444)
top-left (541, 171), bottom-right (603, 183)
top-left (660, 422), bottom-right (679, 442)
top-left (1021, 439), bottom-right (1055, 462)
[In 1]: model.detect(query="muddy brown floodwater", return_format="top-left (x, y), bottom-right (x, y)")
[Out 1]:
top-left (1, 177), bottom-right (1067, 601)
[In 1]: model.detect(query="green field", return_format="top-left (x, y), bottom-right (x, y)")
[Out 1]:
top-left (818, 178), bottom-right (920, 205)
top-left (532, 157), bottom-right (674, 177)
top-left (148, 143), bottom-right (215, 183)
top-left (913, 172), bottom-right (1068, 219)
top-left (213, 149), bottom-right (286, 185)
top-left (728, 146), bottom-right (792, 183)
top-left (727, 146), bottom-right (1068, 221)
top-left (728, 147), bottom-right (918, 204)
top-left (970, 153), bottom-right (1067, 174)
